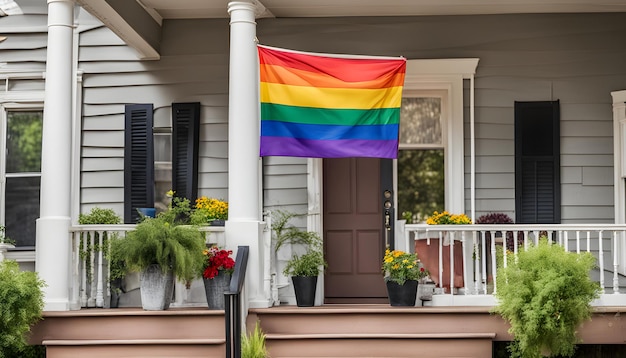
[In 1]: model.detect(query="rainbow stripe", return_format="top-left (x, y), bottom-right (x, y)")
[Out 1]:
top-left (258, 45), bottom-right (406, 159)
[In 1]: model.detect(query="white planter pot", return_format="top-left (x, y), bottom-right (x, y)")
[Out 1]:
top-left (140, 264), bottom-right (175, 310)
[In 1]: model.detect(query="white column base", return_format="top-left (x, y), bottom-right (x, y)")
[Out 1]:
top-left (225, 220), bottom-right (270, 309)
top-left (36, 216), bottom-right (71, 311)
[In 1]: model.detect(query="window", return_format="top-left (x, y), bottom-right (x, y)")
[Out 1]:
top-left (514, 100), bottom-right (561, 223)
top-left (124, 102), bottom-right (200, 222)
top-left (2, 109), bottom-right (42, 247)
top-left (397, 95), bottom-right (445, 222)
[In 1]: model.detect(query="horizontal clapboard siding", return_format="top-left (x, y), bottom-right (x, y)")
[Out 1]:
top-left (70, 11), bottom-right (626, 221)
top-left (77, 17), bottom-right (231, 215)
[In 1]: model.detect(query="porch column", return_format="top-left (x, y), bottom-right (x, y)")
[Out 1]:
top-left (35, 0), bottom-right (74, 311)
top-left (226, 1), bottom-right (270, 308)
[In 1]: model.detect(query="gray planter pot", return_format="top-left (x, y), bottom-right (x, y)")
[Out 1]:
top-left (140, 264), bottom-right (175, 310)
top-left (203, 271), bottom-right (231, 309)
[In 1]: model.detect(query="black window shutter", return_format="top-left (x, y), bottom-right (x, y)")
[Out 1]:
top-left (515, 100), bottom-right (560, 224)
top-left (124, 104), bottom-right (154, 223)
top-left (172, 102), bottom-right (200, 202)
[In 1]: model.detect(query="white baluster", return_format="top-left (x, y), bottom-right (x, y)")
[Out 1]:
top-left (88, 231), bottom-right (96, 307)
top-left (598, 230), bottom-right (605, 294)
top-left (481, 230), bottom-right (487, 294)
top-left (473, 231), bottom-right (480, 295)
top-left (576, 231), bottom-right (581, 254)
top-left (461, 231), bottom-right (468, 295)
top-left (80, 233), bottom-right (88, 307)
top-left (613, 231), bottom-right (619, 294)
top-left (96, 230), bottom-right (104, 307)
top-left (490, 230), bottom-right (497, 295)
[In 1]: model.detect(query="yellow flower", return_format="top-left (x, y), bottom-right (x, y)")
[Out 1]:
top-left (402, 259), bottom-right (409, 264)
top-left (385, 257), bottom-right (393, 263)
top-left (166, 190), bottom-right (175, 198)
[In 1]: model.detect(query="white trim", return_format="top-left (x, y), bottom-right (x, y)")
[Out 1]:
top-left (76, 0), bottom-right (159, 60)
top-left (402, 58), bottom-right (479, 214)
top-left (611, 90), bottom-right (626, 275)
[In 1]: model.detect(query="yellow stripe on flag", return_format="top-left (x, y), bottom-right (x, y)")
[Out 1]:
top-left (260, 82), bottom-right (403, 110)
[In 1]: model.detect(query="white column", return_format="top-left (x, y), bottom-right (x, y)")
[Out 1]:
top-left (611, 90), bottom-right (626, 275)
top-left (35, 0), bottom-right (74, 311)
top-left (226, 1), bottom-right (269, 308)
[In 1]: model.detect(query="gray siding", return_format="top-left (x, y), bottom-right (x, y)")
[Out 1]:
top-left (19, 10), bottom-right (623, 223)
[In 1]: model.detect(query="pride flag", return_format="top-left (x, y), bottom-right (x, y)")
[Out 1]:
top-left (258, 45), bottom-right (406, 159)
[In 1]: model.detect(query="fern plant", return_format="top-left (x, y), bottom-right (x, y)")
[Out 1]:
top-left (111, 197), bottom-right (206, 283)
top-left (271, 210), bottom-right (327, 277)
top-left (241, 321), bottom-right (269, 358)
top-left (0, 260), bottom-right (45, 358)
top-left (494, 237), bottom-right (600, 358)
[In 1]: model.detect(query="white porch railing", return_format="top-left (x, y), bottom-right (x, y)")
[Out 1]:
top-left (405, 223), bottom-right (626, 306)
top-left (68, 224), bottom-right (226, 310)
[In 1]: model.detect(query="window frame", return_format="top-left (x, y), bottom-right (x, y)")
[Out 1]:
top-left (1, 102), bottom-right (44, 248)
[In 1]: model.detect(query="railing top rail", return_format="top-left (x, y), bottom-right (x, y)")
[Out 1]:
top-left (69, 224), bottom-right (226, 232)
top-left (226, 246), bottom-right (249, 295)
top-left (70, 224), bottom-right (137, 232)
top-left (405, 223), bottom-right (626, 231)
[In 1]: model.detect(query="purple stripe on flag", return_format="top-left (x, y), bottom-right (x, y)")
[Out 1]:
top-left (260, 136), bottom-right (398, 159)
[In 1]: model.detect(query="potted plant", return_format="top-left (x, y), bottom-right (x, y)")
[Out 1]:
top-left (494, 237), bottom-right (601, 357)
top-left (190, 196), bottom-right (228, 226)
top-left (283, 247), bottom-right (326, 307)
top-left (202, 245), bottom-right (235, 309)
top-left (273, 210), bottom-right (327, 307)
top-left (420, 210), bottom-right (471, 291)
top-left (382, 248), bottom-right (428, 306)
top-left (111, 194), bottom-right (206, 310)
top-left (0, 260), bottom-right (44, 357)
top-left (241, 321), bottom-right (269, 358)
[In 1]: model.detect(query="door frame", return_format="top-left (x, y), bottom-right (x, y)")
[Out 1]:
top-left (306, 58), bottom-right (479, 303)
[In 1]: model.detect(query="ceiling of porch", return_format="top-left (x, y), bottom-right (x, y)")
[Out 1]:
top-left (68, 0), bottom-right (626, 59)
top-left (141, 0), bottom-right (626, 19)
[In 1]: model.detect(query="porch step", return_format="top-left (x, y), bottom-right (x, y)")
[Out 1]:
top-left (250, 305), bottom-right (510, 358)
top-left (43, 338), bottom-right (224, 358)
top-left (30, 308), bottom-right (226, 358)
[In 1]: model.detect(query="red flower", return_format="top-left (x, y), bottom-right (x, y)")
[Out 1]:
top-left (202, 246), bottom-right (235, 279)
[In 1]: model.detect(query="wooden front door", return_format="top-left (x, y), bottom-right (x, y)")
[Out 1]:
top-left (323, 158), bottom-right (391, 303)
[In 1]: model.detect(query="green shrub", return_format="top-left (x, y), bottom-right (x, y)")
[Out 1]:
top-left (241, 321), bottom-right (269, 358)
top-left (271, 210), bottom-right (327, 278)
top-left (78, 207), bottom-right (122, 225)
top-left (78, 208), bottom-right (124, 286)
top-left (0, 261), bottom-right (45, 358)
top-left (111, 197), bottom-right (205, 283)
top-left (494, 238), bottom-right (601, 358)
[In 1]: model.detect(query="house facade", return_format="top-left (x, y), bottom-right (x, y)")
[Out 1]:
top-left (2, 0), bottom-right (626, 311)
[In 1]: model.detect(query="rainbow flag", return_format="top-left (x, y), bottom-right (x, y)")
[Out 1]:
top-left (258, 45), bottom-right (406, 159)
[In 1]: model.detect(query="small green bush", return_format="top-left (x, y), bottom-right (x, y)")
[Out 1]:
top-left (78, 207), bottom-right (122, 225)
top-left (494, 238), bottom-right (600, 358)
top-left (0, 260), bottom-right (45, 358)
top-left (241, 321), bottom-right (269, 358)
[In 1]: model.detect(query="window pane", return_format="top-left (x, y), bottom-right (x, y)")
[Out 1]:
top-left (399, 97), bottom-right (441, 145)
top-left (6, 111), bottom-right (43, 173)
top-left (397, 149), bottom-right (444, 223)
top-left (154, 132), bottom-right (171, 162)
top-left (5, 176), bottom-right (40, 247)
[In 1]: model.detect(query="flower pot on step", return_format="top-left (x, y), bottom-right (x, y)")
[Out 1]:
top-left (203, 270), bottom-right (231, 309)
top-left (292, 276), bottom-right (317, 307)
top-left (140, 264), bottom-right (175, 310)
top-left (386, 280), bottom-right (418, 307)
